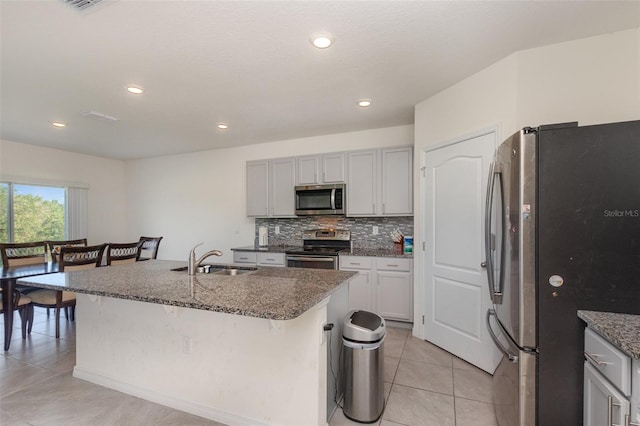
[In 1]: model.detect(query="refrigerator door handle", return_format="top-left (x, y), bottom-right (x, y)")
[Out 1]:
top-left (484, 161), bottom-right (505, 304)
top-left (486, 309), bottom-right (518, 363)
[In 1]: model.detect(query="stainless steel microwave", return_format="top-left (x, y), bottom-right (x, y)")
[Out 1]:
top-left (295, 183), bottom-right (346, 215)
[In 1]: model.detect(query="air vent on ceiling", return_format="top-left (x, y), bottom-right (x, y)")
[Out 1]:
top-left (64, 0), bottom-right (104, 11)
top-left (81, 110), bottom-right (119, 122)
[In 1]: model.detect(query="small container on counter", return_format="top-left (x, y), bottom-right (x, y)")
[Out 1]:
top-left (403, 236), bottom-right (413, 254)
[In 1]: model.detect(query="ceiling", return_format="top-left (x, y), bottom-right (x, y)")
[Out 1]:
top-left (1, 1), bottom-right (638, 160)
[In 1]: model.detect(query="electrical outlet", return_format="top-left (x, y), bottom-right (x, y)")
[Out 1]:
top-left (182, 336), bottom-right (192, 354)
top-left (275, 225), bottom-right (280, 234)
top-left (372, 226), bottom-right (379, 235)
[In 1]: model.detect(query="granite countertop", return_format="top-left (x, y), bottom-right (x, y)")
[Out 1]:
top-left (16, 260), bottom-right (356, 321)
top-left (231, 245), bottom-right (300, 253)
top-left (232, 245), bottom-right (413, 258)
top-left (578, 310), bottom-right (640, 359)
top-left (341, 247), bottom-right (413, 258)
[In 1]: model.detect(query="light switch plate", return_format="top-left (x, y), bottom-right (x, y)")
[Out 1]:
top-left (372, 226), bottom-right (379, 235)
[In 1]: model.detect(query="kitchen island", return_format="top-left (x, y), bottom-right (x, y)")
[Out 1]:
top-left (17, 260), bottom-right (355, 426)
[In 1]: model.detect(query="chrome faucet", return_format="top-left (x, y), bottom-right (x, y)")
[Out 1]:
top-left (188, 243), bottom-right (223, 275)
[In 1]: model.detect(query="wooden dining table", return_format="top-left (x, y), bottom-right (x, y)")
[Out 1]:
top-left (1, 262), bottom-right (60, 351)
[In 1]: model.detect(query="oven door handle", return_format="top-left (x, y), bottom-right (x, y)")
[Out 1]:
top-left (286, 256), bottom-right (336, 262)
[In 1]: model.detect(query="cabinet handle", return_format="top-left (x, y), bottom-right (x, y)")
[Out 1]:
top-left (350, 262), bottom-right (361, 265)
top-left (626, 415), bottom-right (640, 426)
top-left (386, 264), bottom-right (398, 267)
top-left (266, 258), bottom-right (275, 261)
top-left (383, 203), bottom-right (386, 214)
top-left (585, 351), bottom-right (611, 366)
top-left (323, 172), bottom-right (326, 182)
top-left (608, 396), bottom-right (621, 426)
top-left (372, 204), bottom-right (375, 213)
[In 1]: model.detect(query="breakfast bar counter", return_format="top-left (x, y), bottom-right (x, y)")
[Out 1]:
top-left (18, 260), bottom-right (355, 425)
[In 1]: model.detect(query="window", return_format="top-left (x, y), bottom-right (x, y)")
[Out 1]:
top-left (0, 182), bottom-right (66, 243)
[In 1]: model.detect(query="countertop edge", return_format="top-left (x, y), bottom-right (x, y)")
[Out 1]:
top-left (578, 310), bottom-right (640, 359)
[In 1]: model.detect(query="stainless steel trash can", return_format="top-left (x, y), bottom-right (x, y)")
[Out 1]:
top-left (342, 310), bottom-right (385, 423)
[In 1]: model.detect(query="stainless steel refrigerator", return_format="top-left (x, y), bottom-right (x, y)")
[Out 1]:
top-left (484, 120), bottom-right (640, 426)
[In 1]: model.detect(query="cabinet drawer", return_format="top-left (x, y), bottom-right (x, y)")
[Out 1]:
top-left (339, 256), bottom-right (373, 270)
top-left (233, 251), bottom-right (257, 264)
top-left (257, 252), bottom-right (285, 266)
top-left (585, 327), bottom-right (631, 396)
top-left (376, 257), bottom-right (412, 272)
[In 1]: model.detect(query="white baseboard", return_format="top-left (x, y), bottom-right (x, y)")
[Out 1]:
top-left (73, 366), bottom-right (269, 426)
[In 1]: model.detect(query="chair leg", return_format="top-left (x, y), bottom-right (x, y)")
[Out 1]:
top-left (70, 305), bottom-right (75, 321)
top-left (47, 308), bottom-right (50, 317)
top-left (27, 305), bottom-right (34, 334)
top-left (55, 307), bottom-right (61, 339)
top-left (64, 306), bottom-right (69, 320)
top-left (19, 308), bottom-right (27, 339)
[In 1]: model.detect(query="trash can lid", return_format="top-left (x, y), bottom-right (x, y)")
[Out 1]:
top-left (343, 310), bottom-right (385, 343)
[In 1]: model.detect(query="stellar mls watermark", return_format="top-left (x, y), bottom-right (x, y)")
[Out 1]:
top-left (603, 209), bottom-right (640, 218)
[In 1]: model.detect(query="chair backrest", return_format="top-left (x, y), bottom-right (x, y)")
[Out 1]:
top-left (137, 236), bottom-right (163, 260)
top-left (107, 242), bottom-right (142, 266)
top-left (0, 241), bottom-right (47, 267)
top-left (59, 244), bottom-right (107, 272)
top-left (47, 239), bottom-right (88, 263)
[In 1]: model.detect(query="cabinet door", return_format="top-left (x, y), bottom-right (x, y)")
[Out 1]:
top-left (344, 270), bottom-right (374, 312)
top-left (296, 155), bottom-right (320, 185)
top-left (322, 153), bottom-right (346, 183)
top-left (270, 158), bottom-right (296, 217)
top-left (584, 361), bottom-right (630, 426)
top-left (247, 160), bottom-right (269, 217)
top-left (347, 150), bottom-right (377, 216)
top-left (377, 271), bottom-right (413, 321)
top-left (382, 147), bottom-right (413, 215)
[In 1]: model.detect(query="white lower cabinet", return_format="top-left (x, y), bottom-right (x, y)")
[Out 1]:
top-left (232, 251), bottom-right (285, 267)
top-left (340, 255), bottom-right (412, 322)
top-left (583, 327), bottom-right (637, 426)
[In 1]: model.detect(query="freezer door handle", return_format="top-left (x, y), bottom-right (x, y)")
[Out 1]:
top-left (484, 161), bottom-right (505, 304)
top-left (486, 309), bottom-right (518, 363)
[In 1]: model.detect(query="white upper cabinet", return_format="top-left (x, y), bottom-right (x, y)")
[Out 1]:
top-left (322, 153), bottom-right (346, 183)
top-left (346, 146), bottom-right (413, 217)
top-left (246, 160), bottom-right (269, 217)
top-left (296, 153), bottom-right (346, 185)
top-left (381, 147), bottom-right (413, 215)
top-left (347, 150), bottom-right (378, 216)
top-left (296, 156), bottom-right (320, 185)
top-left (270, 158), bottom-right (296, 217)
top-left (248, 146), bottom-right (411, 217)
top-left (247, 158), bottom-right (295, 217)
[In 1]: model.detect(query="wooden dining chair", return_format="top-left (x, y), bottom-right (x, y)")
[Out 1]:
top-left (27, 243), bottom-right (107, 338)
top-left (0, 288), bottom-right (32, 339)
top-left (46, 238), bottom-right (88, 263)
top-left (0, 241), bottom-right (47, 267)
top-left (137, 236), bottom-right (163, 260)
top-left (107, 242), bottom-right (142, 265)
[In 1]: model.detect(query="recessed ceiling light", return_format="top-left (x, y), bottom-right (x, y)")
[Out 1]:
top-left (216, 123), bottom-right (229, 130)
top-left (51, 121), bottom-right (66, 128)
top-left (127, 85), bottom-right (144, 94)
top-left (311, 34), bottom-right (333, 49)
top-left (357, 99), bottom-right (372, 108)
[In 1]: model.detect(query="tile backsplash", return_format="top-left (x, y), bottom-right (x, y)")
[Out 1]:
top-left (255, 216), bottom-right (414, 249)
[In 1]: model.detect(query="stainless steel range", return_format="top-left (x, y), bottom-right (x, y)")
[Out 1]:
top-left (286, 229), bottom-right (350, 270)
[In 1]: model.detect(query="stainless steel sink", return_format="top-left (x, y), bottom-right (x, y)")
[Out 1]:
top-left (214, 269), bottom-right (251, 276)
top-left (170, 264), bottom-right (257, 275)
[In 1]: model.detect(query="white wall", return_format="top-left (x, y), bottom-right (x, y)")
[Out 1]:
top-left (413, 28), bottom-right (640, 336)
top-left (0, 139), bottom-right (127, 244)
top-left (124, 125), bottom-right (414, 262)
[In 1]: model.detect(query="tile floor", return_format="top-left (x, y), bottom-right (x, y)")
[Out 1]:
top-left (1, 311), bottom-right (497, 426)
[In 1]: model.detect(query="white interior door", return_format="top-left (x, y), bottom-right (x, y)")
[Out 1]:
top-left (422, 131), bottom-right (500, 374)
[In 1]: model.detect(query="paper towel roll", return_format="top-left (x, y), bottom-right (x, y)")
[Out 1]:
top-left (258, 226), bottom-right (268, 247)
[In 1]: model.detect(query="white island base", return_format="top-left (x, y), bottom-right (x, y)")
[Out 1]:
top-left (73, 293), bottom-right (337, 426)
